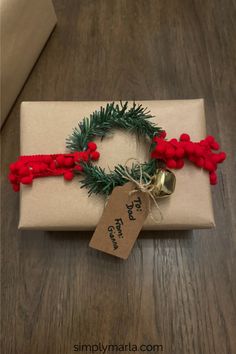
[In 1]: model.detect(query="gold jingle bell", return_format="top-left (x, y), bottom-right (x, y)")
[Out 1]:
top-left (151, 169), bottom-right (176, 198)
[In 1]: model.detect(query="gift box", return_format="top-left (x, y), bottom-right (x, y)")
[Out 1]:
top-left (0, 0), bottom-right (57, 126)
top-left (18, 100), bottom-right (215, 230)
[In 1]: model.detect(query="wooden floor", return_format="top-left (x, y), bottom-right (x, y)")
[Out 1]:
top-left (1, 1), bottom-right (236, 353)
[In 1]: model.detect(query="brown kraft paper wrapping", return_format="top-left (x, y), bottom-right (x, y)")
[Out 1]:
top-left (19, 100), bottom-right (215, 230)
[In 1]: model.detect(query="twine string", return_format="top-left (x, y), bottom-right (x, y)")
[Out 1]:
top-left (118, 158), bottom-right (164, 224)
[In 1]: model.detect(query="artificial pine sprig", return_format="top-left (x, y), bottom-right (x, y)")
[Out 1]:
top-left (66, 101), bottom-right (162, 151)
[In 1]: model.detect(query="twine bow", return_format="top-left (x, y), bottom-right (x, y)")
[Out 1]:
top-left (119, 158), bottom-right (167, 224)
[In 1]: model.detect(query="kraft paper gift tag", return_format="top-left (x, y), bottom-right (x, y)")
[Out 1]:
top-left (19, 100), bottom-right (215, 230)
top-left (90, 182), bottom-right (150, 259)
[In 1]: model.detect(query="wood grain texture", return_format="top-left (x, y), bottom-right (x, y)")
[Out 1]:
top-left (1, 0), bottom-right (236, 353)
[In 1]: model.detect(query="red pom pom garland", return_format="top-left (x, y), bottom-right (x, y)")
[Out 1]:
top-left (8, 141), bottom-right (100, 191)
top-left (8, 122), bottom-right (226, 191)
top-left (151, 132), bottom-right (226, 185)
top-left (7, 99), bottom-right (228, 206)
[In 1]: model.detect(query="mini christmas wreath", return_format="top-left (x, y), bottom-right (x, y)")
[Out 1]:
top-left (66, 101), bottom-right (164, 196)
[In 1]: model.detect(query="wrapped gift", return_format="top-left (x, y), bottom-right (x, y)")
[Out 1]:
top-left (0, 0), bottom-right (57, 126)
top-left (17, 99), bottom-right (216, 230)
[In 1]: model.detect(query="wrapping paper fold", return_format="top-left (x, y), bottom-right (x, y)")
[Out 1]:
top-left (0, 0), bottom-right (57, 126)
top-left (19, 100), bottom-right (215, 230)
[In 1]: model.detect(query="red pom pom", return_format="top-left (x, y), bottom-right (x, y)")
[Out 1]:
top-left (211, 141), bottom-right (220, 150)
top-left (12, 183), bottom-right (20, 192)
top-left (81, 152), bottom-right (89, 162)
top-left (15, 161), bottom-right (24, 170)
top-left (87, 142), bottom-right (97, 151)
top-left (209, 171), bottom-right (217, 185)
top-left (160, 130), bottom-right (166, 138)
top-left (156, 144), bottom-right (166, 154)
top-left (195, 157), bottom-right (205, 167)
top-left (206, 135), bottom-right (215, 144)
top-left (18, 167), bottom-right (30, 176)
top-left (166, 159), bottom-right (177, 169)
top-left (64, 171), bottom-right (74, 181)
top-left (180, 133), bottom-right (190, 142)
top-left (169, 138), bottom-right (178, 147)
top-left (56, 155), bottom-right (65, 166)
top-left (185, 143), bottom-right (194, 155)
top-left (165, 147), bottom-right (175, 158)
top-left (21, 175), bottom-right (33, 185)
top-left (211, 154), bottom-right (219, 164)
top-left (200, 139), bottom-right (208, 147)
top-left (218, 152), bottom-right (226, 162)
top-left (176, 159), bottom-right (184, 169)
top-left (74, 164), bottom-right (83, 172)
top-left (90, 151), bottom-right (100, 161)
top-left (175, 147), bottom-right (185, 159)
top-left (204, 160), bottom-right (215, 172)
top-left (64, 157), bottom-right (74, 167)
top-left (9, 163), bottom-right (17, 172)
